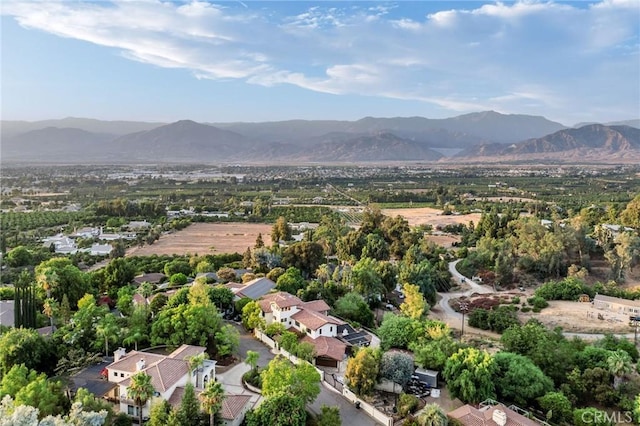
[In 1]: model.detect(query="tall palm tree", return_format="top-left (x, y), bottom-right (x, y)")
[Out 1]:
top-left (138, 282), bottom-right (154, 305)
top-left (37, 269), bottom-right (58, 328)
top-left (201, 380), bottom-right (225, 426)
top-left (607, 349), bottom-right (633, 389)
top-left (96, 314), bottom-right (120, 357)
top-left (418, 403), bottom-right (448, 426)
top-left (186, 353), bottom-right (208, 388)
top-left (127, 372), bottom-right (155, 425)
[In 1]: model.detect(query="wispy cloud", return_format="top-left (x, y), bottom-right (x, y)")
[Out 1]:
top-left (2, 0), bottom-right (638, 122)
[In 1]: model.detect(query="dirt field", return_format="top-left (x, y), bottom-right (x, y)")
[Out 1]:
top-left (126, 223), bottom-right (272, 256)
top-left (520, 300), bottom-right (634, 334)
top-left (382, 207), bottom-right (482, 228)
top-left (424, 233), bottom-right (461, 248)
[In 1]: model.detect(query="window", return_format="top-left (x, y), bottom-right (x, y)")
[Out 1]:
top-left (306, 328), bottom-right (311, 335)
top-left (295, 321), bottom-right (300, 327)
top-left (281, 318), bottom-right (285, 322)
top-left (113, 372), bottom-right (117, 377)
top-left (121, 373), bottom-right (125, 378)
top-left (319, 329), bottom-right (322, 335)
top-left (330, 326), bottom-right (333, 332)
top-left (127, 405), bottom-right (135, 415)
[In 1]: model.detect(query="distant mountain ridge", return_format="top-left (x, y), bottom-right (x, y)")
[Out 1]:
top-left (455, 125), bottom-right (640, 161)
top-left (2, 112), bottom-right (638, 164)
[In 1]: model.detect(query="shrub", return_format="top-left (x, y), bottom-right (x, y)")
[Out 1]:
top-left (528, 296), bottom-right (549, 310)
top-left (397, 393), bottom-right (419, 417)
top-left (511, 296), bottom-right (520, 305)
top-left (243, 368), bottom-right (262, 388)
top-left (521, 307), bottom-right (531, 313)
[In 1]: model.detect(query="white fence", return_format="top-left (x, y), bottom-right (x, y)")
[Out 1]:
top-left (342, 388), bottom-right (394, 426)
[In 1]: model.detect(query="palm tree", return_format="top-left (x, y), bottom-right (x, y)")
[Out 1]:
top-left (418, 403), bottom-right (448, 426)
top-left (123, 329), bottom-right (146, 351)
top-left (96, 314), bottom-right (120, 357)
top-left (42, 298), bottom-right (58, 331)
top-left (138, 282), bottom-right (154, 305)
top-left (201, 380), bottom-right (225, 426)
top-left (127, 372), bottom-right (155, 425)
top-left (186, 353), bottom-right (208, 388)
top-left (245, 350), bottom-right (260, 372)
top-left (37, 269), bottom-right (58, 328)
top-left (607, 349), bottom-right (633, 389)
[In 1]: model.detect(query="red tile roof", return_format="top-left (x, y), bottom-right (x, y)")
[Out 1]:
top-left (292, 309), bottom-right (343, 331)
top-left (221, 394), bottom-right (252, 420)
top-left (120, 358), bottom-right (189, 392)
top-left (300, 336), bottom-right (346, 361)
top-left (448, 404), bottom-right (540, 426)
top-left (301, 299), bottom-right (330, 312)
top-left (169, 344), bottom-right (207, 361)
top-left (258, 291), bottom-right (303, 313)
top-left (167, 386), bottom-right (203, 408)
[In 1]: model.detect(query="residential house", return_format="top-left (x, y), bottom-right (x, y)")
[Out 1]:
top-left (220, 394), bottom-right (254, 426)
top-left (593, 294), bottom-right (640, 316)
top-left (227, 277), bottom-right (276, 300)
top-left (257, 291), bottom-right (371, 368)
top-left (448, 403), bottom-right (543, 426)
top-left (133, 273), bottom-right (167, 286)
top-left (105, 345), bottom-right (216, 421)
top-left (90, 244), bottom-right (113, 256)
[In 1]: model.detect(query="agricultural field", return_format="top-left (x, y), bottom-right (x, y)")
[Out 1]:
top-left (126, 222), bottom-right (272, 256)
top-left (381, 207), bottom-right (482, 228)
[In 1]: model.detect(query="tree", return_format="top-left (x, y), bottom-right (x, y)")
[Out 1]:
top-left (186, 353), bottom-right (208, 387)
top-left (282, 242), bottom-right (324, 278)
top-left (350, 257), bottom-right (383, 302)
top-left (621, 194), bottom-right (640, 229)
top-left (443, 348), bottom-right (496, 404)
top-left (6, 246), bottom-right (33, 267)
top-left (242, 300), bottom-right (265, 331)
top-left (261, 356), bottom-right (321, 403)
top-left (255, 233), bottom-right (265, 248)
top-left (127, 372), bottom-right (154, 426)
top-left (345, 347), bottom-right (380, 396)
top-left (124, 305), bottom-right (150, 351)
top-left (0, 328), bottom-right (56, 376)
top-left (14, 372), bottom-right (66, 417)
top-left (0, 364), bottom-right (38, 398)
top-left (537, 392), bottom-right (573, 424)
top-left (380, 351), bottom-right (414, 387)
top-left (73, 387), bottom-right (115, 425)
top-left (214, 324), bottom-right (240, 358)
top-left (148, 399), bottom-right (172, 426)
top-left (101, 257), bottom-right (136, 295)
top-left (217, 267), bottom-right (237, 283)
top-left (170, 273), bottom-right (189, 287)
top-left (246, 392), bottom-right (306, 426)
top-left (176, 382), bottom-right (201, 426)
top-left (245, 350), bottom-right (260, 372)
top-left (35, 258), bottom-right (91, 308)
top-left (573, 408), bottom-right (614, 426)
top-left (164, 259), bottom-right (191, 277)
top-left (295, 342), bottom-right (316, 362)
top-left (492, 352), bottom-right (554, 407)
top-left (400, 283), bottom-right (428, 319)
top-left (96, 313), bottom-right (120, 357)
top-left (149, 293), bottom-right (168, 315)
top-left (417, 403), bottom-right (448, 426)
top-left (276, 267), bottom-right (306, 295)
top-left (607, 349), bottom-right (633, 389)
top-left (272, 216), bottom-right (292, 244)
top-left (362, 233), bottom-right (390, 261)
top-left (14, 270), bottom-right (37, 329)
top-left (317, 405), bottom-right (341, 426)
top-left (201, 380), bottom-right (225, 426)
top-left (151, 303), bottom-right (221, 348)
top-left (333, 293), bottom-right (374, 328)
top-left (377, 313), bottom-right (421, 350)
top-left (411, 337), bottom-right (460, 372)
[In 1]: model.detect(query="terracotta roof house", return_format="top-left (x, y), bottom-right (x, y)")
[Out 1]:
top-left (221, 394), bottom-right (254, 426)
top-left (105, 345), bottom-right (216, 421)
top-left (448, 403), bottom-right (543, 426)
top-left (256, 291), bottom-right (371, 368)
top-left (133, 273), bottom-right (167, 286)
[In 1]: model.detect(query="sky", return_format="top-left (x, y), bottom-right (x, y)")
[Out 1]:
top-left (1, 0), bottom-right (639, 126)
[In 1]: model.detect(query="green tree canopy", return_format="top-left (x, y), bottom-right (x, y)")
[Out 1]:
top-left (345, 347), bottom-right (380, 396)
top-left (492, 352), bottom-right (554, 407)
top-left (260, 356), bottom-right (321, 404)
top-left (443, 348), bottom-right (496, 404)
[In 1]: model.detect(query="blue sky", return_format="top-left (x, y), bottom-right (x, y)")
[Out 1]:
top-left (2, 0), bottom-right (639, 125)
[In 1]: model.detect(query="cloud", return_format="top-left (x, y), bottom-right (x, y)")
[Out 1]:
top-left (2, 0), bottom-right (638, 122)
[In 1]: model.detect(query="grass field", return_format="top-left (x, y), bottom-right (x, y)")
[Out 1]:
top-left (126, 222), bottom-right (273, 256)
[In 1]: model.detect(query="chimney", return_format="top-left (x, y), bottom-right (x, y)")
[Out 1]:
top-left (136, 358), bottom-right (146, 371)
top-left (114, 347), bottom-right (127, 362)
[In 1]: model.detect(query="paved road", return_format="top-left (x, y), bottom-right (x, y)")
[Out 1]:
top-left (227, 322), bottom-right (380, 425)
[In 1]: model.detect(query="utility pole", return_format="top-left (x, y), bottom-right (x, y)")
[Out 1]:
top-left (460, 301), bottom-right (469, 337)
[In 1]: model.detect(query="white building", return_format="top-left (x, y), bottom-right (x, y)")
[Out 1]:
top-left (105, 345), bottom-right (216, 421)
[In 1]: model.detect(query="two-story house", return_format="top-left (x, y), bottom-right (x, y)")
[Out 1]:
top-left (105, 345), bottom-right (216, 421)
top-left (257, 292), bottom-right (371, 368)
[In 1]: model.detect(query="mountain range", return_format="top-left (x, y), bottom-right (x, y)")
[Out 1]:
top-left (2, 112), bottom-right (638, 164)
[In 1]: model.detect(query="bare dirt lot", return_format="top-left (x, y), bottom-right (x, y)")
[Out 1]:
top-left (424, 233), bottom-right (461, 248)
top-left (520, 300), bottom-right (633, 334)
top-left (126, 223), bottom-right (272, 256)
top-left (382, 207), bottom-right (482, 228)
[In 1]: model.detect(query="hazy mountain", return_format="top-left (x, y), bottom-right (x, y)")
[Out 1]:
top-left (3, 114), bottom-right (636, 165)
top-left (574, 119), bottom-right (640, 129)
top-left (2, 117), bottom-right (164, 139)
top-left (1, 127), bottom-right (114, 162)
top-left (293, 132), bottom-right (444, 162)
top-left (456, 125), bottom-right (640, 161)
top-left (111, 120), bottom-right (251, 162)
top-left (213, 111), bottom-right (565, 148)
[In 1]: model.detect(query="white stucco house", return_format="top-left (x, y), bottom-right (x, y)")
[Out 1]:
top-left (257, 292), bottom-right (371, 368)
top-left (105, 345), bottom-right (216, 421)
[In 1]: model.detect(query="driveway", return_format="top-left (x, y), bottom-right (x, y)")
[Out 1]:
top-left (70, 359), bottom-right (115, 398)
top-left (227, 322), bottom-right (381, 425)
